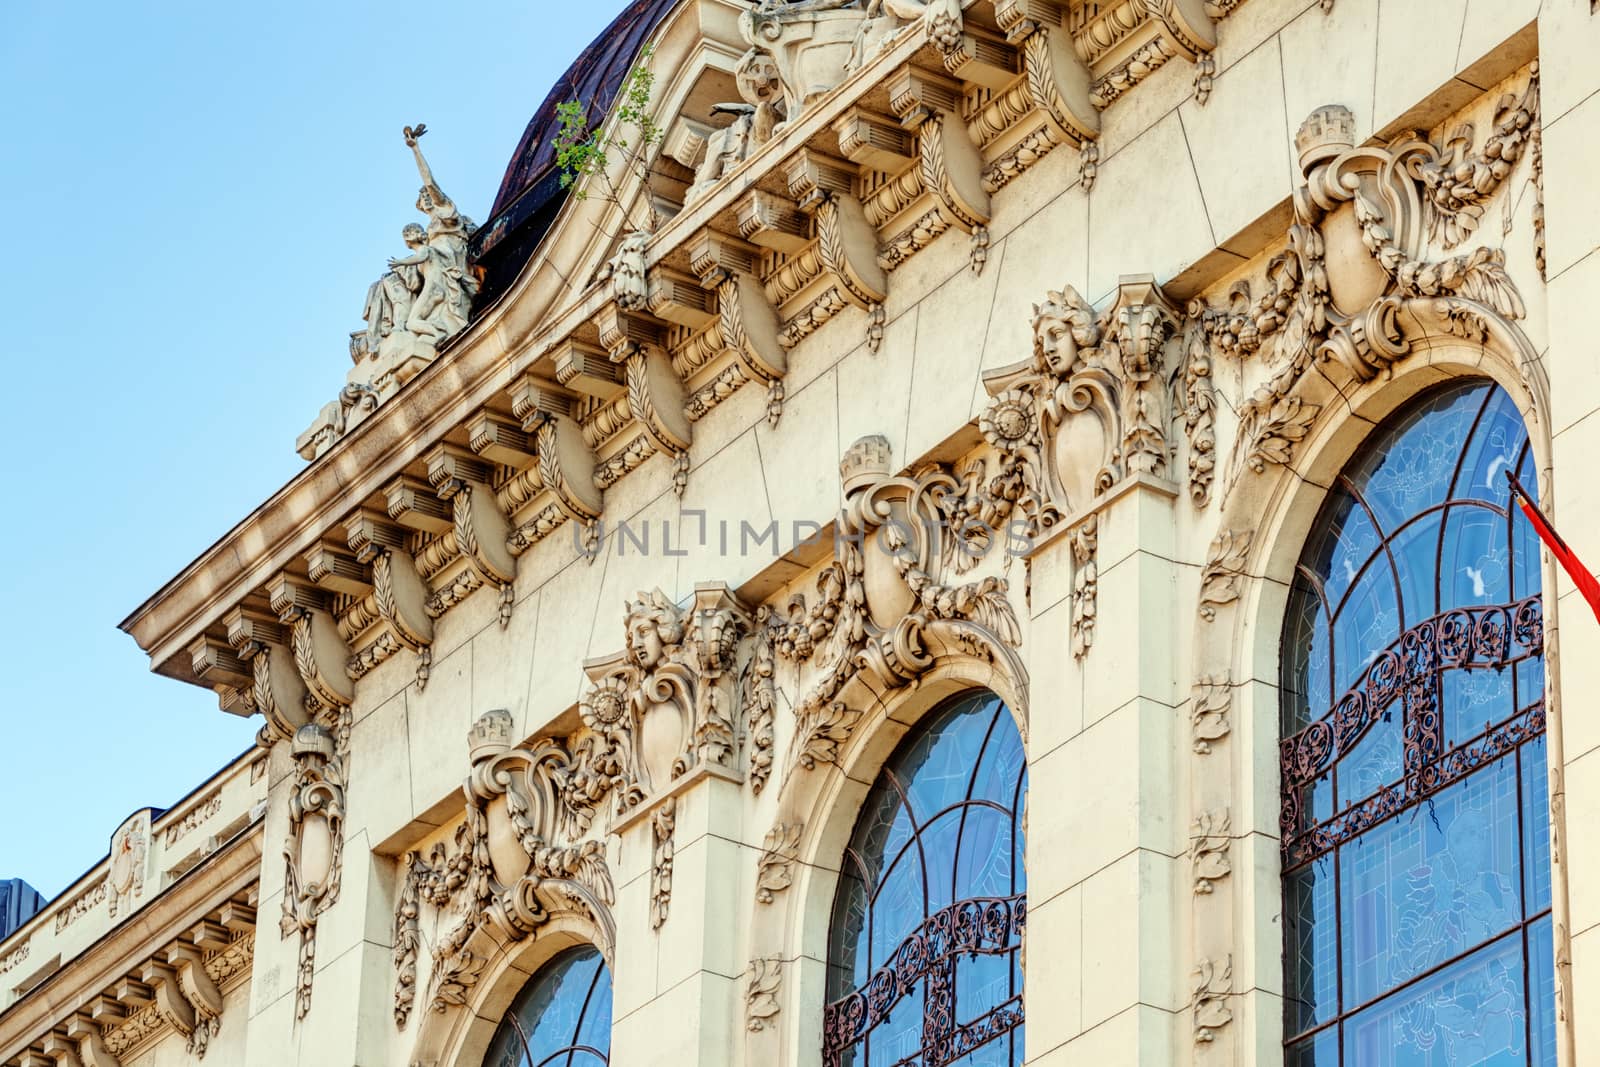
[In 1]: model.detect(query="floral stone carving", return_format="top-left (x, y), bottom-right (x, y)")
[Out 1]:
top-left (1187, 87), bottom-right (1540, 506)
top-left (776, 435), bottom-right (1028, 780)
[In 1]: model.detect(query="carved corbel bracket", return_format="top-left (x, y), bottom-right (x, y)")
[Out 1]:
top-left (505, 375), bottom-right (603, 558)
top-left (266, 574), bottom-right (354, 714)
top-left (753, 150), bottom-right (888, 350)
top-left (136, 956), bottom-right (219, 1057)
top-left (425, 445), bottom-right (518, 625)
top-left (687, 230), bottom-right (788, 426)
top-left (1075, 0), bottom-right (1218, 110)
top-left (596, 305), bottom-right (694, 495)
top-left (223, 606), bottom-right (308, 746)
top-left (343, 510), bottom-right (434, 686)
top-left (163, 945), bottom-right (223, 1054)
top-left (64, 1017), bottom-right (120, 1067)
top-left (980, 1), bottom-right (1100, 192)
top-left (187, 633), bottom-right (255, 721)
top-left (884, 66), bottom-right (993, 273)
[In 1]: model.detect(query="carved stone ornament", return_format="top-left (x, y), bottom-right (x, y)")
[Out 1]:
top-left (142, 943), bottom-right (228, 1058)
top-left (1186, 80), bottom-right (1542, 507)
top-left (1190, 675), bottom-right (1231, 755)
top-left (279, 720), bottom-right (348, 1022)
top-left (298, 125), bottom-right (479, 461)
top-left (394, 710), bottom-right (620, 1027)
top-left (1189, 807), bottom-right (1231, 894)
top-left (981, 274), bottom-right (1183, 528)
top-left (650, 798), bottom-right (676, 930)
top-left (741, 607), bottom-right (781, 795)
top-left (1068, 514), bottom-right (1098, 659)
top-left (756, 822), bottom-right (803, 904)
top-left (107, 809), bottom-right (152, 920)
top-left (775, 435), bottom-right (1028, 783)
top-left (746, 956), bottom-right (783, 1032)
top-left (580, 585), bottom-right (752, 808)
top-left (1192, 954), bottom-right (1233, 1044)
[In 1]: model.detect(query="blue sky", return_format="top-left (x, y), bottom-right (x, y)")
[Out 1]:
top-left (0, 2), bottom-right (623, 898)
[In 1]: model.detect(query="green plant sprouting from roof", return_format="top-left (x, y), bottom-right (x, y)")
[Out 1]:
top-left (553, 43), bottom-right (664, 236)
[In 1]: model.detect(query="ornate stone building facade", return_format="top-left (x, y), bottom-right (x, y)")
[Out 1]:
top-left (4, 0), bottom-right (1600, 1064)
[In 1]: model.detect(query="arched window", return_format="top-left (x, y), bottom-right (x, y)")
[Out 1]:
top-left (823, 690), bottom-right (1026, 1067)
top-left (1279, 381), bottom-right (1554, 1065)
top-left (482, 946), bottom-right (611, 1067)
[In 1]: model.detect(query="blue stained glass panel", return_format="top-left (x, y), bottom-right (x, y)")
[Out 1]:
top-left (825, 692), bottom-right (1026, 1065)
top-left (1287, 1027), bottom-right (1340, 1066)
top-left (1279, 382), bottom-right (1552, 1065)
top-left (482, 946), bottom-right (611, 1067)
top-left (1522, 736), bottom-right (1552, 914)
top-left (1343, 934), bottom-right (1526, 1067)
top-left (1340, 758), bottom-right (1522, 1008)
top-left (1529, 915), bottom-right (1558, 1066)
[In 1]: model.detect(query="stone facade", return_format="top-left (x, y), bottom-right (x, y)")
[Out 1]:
top-left (6, 0), bottom-right (1600, 1064)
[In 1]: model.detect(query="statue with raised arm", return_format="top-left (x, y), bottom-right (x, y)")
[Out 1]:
top-left (396, 123), bottom-right (478, 340)
top-left (303, 125), bottom-right (481, 461)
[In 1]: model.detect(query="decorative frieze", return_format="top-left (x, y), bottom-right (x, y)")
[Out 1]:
top-left (162, 794), bottom-right (220, 850)
top-left (55, 879), bottom-right (108, 934)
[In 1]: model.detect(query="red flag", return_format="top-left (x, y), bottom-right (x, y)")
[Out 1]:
top-left (1506, 469), bottom-right (1600, 624)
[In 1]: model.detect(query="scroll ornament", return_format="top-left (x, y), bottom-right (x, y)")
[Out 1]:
top-left (1187, 81), bottom-right (1539, 506)
top-left (774, 435), bottom-right (1028, 781)
top-left (395, 711), bottom-right (619, 1025)
top-left (280, 720), bottom-right (349, 1022)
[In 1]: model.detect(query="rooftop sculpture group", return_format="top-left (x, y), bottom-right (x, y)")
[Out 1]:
top-left (297, 126), bottom-right (477, 460)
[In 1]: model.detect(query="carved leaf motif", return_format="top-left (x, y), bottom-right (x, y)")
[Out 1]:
top-left (1190, 808), bottom-right (1232, 893)
top-left (1192, 955), bottom-right (1233, 1043)
top-left (1191, 676), bottom-right (1232, 754)
top-left (756, 822), bottom-right (803, 904)
top-left (650, 799), bottom-right (676, 931)
top-left (1244, 394), bottom-right (1320, 473)
top-left (790, 701), bottom-right (865, 774)
top-left (746, 958), bottom-right (782, 1032)
top-left (1198, 531), bottom-right (1252, 622)
top-left (741, 612), bottom-right (779, 795)
top-left (428, 950), bottom-right (485, 1014)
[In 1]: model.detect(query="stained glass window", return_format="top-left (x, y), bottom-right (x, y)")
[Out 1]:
top-left (823, 690), bottom-right (1026, 1067)
top-left (482, 946), bottom-right (611, 1067)
top-left (1279, 381), bottom-right (1553, 1065)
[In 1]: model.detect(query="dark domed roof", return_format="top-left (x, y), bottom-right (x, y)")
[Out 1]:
top-left (470, 0), bottom-right (683, 311)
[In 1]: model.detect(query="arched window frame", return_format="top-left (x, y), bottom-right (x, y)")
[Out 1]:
top-left (1277, 380), bottom-right (1555, 1065)
top-left (481, 944), bottom-right (612, 1067)
top-left (821, 690), bottom-right (1027, 1067)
